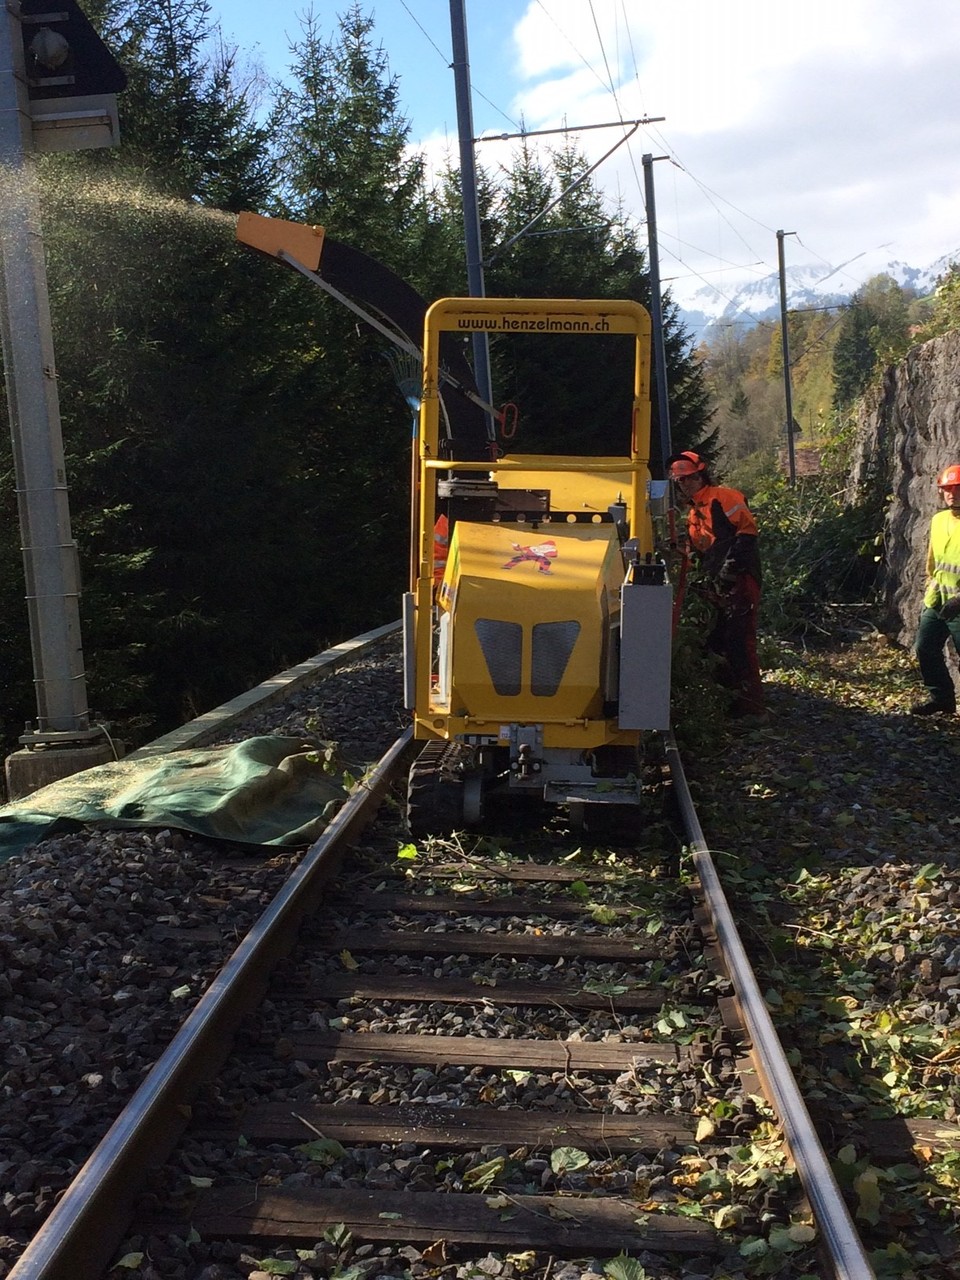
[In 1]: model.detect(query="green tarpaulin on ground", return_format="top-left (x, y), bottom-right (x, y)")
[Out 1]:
top-left (0, 737), bottom-right (352, 865)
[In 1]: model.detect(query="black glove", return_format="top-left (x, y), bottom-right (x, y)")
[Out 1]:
top-left (717, 560), bottom-right (739, 591)
top-left (941, 597), bottom-right (960, 622)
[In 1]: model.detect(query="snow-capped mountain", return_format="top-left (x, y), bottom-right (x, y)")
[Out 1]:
top-left (676, 248), bottom-right (960, 345)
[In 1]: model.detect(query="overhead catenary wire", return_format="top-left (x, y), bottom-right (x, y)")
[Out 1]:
top-left (564, 7), bottom-right (893, 315)
top-left (484, 121), bottom-right (645, 266)
top-left (475, 6), bottom-right (942, 322)
top-left (399, 3), bottom-right (894, 330)
top-left (396, 0), bottom-right (448, 65)
top-left (533, 0), bottom-right (620, 99)
top-left (455, 2), bottom-right (650, 274)
top-left (645, 132), bottom-right (902, 319)
top-left (793, 234), bottom-right (897, 295)
top-left (522, 6), bottom-right (757, 325)
top-left (587, 0), bottom-right (618, 99)
top-left (583, 2), bottom-right (647, 209)
top-left (523, 2), bottom-right (776, 311)
top-left (397, 0), bottom-right (521, 134)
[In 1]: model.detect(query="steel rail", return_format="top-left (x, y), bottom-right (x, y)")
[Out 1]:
top-left (663, 729), bottom-right (876, 1280)
top-left (8, 729), bottom-right (413, 1280)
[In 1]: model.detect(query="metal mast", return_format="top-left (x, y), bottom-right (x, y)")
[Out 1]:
top-left (448, 0), bottom-right (494, 439)
top-left (0, 3), bottom-right (93, 744)
top-left (777, 229), bottom-right (797, 486)
top-left (642, 152), bottom-right (672, 472)
top-left (1, 0), bottom-right (126, 796)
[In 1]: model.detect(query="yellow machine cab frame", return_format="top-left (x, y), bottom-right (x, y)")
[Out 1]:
top-left (407, 296), bottom-right (660, 752)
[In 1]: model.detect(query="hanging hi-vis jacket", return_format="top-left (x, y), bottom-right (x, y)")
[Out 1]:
top-left (687, 484), bottom-right (761, 585)
top-left (923, 508), bottom-right (960, 609)
top-left (433, 514), bottom-right (450, 586)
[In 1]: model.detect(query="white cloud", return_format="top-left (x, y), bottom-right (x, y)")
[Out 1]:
top-left (496, 0), bottom-right (960, 304)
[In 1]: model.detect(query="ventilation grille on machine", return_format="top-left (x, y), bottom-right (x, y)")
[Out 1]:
top-left (474, 619), bottom-right (581, 697)
top-left (532, 620), bottom-right (581, 696)
top-left (474, 619), bottom-right (522, 695)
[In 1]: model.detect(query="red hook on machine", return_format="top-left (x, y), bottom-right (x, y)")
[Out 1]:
top-left (486, 403), bottom-right (518, 461)
top-left (498, 402), bottom-right (518, 440)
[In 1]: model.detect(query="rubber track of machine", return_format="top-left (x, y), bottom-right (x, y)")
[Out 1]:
top-left (406, 739), bottom-right (471, 838)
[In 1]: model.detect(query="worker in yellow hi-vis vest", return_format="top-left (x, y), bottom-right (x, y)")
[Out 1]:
top-left (913, 464), bottom-right (960, 715)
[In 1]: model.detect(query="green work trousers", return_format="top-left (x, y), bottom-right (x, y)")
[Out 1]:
top-left (916, 605), bottom-right (960, 708)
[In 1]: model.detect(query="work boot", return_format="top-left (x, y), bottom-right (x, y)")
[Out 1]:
top-left (910, 700), bottom-right (956, 716)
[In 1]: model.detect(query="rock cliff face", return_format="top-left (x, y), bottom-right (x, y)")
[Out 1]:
top-left (849, 330), bottom-right (960, 647)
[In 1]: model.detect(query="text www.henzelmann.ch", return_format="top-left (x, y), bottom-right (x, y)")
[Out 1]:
top-left (456, 316), bottom-right (611, 332)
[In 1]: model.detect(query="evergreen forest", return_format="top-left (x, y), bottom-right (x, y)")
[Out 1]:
top-left (1, 0), bottom-right (958, 757)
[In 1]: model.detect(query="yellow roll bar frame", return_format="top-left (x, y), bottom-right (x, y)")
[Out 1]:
top-left (411, 297), bottom-right (653, 736)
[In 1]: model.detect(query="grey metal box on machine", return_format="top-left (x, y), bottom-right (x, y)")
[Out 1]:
top-left (618, 581), bottom-right (672, 729)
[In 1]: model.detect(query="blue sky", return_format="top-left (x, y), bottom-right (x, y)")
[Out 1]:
top-left (214, 1), bottom-right (960, 314)
top-left (217, 2), bottom-right (525, 141)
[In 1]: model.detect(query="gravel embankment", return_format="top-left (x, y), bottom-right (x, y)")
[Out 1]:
top-left (0, 640), bottom-right (406, 1276)
top-left (688, 633), bottom-right (960, 1275)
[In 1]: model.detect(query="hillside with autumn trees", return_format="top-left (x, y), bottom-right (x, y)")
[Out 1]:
top-left (697, 270), bottom-right (956, 494)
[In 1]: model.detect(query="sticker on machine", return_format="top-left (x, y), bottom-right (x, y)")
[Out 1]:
top-left (502, 538), bottom-right (557, 573)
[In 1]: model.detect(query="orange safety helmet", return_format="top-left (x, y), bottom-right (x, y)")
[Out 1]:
top-left (667, 450), bottom-right (707, 479)
top-left (938, 465), bottom-right (960, 488)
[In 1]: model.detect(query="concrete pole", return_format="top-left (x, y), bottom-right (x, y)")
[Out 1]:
top-left (642, 153), bottom-right (672, 473)
top-left (449, 0), bottom-right (494, 444)
top-left (0, 3), bottom-right (94, 743)
top-left (777, 229), bottom-right (797, 487)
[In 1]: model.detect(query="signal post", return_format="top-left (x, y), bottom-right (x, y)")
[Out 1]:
top-left (0, 1), bottom-right (124, 799)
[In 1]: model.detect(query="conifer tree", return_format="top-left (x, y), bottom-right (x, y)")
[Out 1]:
top-left (76, 0), bottom-right (273, 209)
top-left (832, 296), bottom-right (878, 408)
top-left (416, 157), bottom-right (499, 303)
top-left (267, 4), bottom-right (427, 272)
top-left (0, 162), bottom-right (414, 744)
top-left (832, 275), bottom-right (912, 408)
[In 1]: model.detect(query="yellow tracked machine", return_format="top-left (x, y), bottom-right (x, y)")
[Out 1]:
top-left (404, 297), bottom-right (673, 835)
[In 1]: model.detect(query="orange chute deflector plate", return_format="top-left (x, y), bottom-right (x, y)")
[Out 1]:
top-left (236, 212), bottom-right (325, 272)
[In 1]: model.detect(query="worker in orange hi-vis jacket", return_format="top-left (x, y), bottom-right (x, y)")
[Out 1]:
top-left (667, 450), bottom-right (764, 719)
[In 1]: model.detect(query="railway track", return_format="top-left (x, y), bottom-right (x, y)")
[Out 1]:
top-left (6, 713), bottom-right (875, 1280)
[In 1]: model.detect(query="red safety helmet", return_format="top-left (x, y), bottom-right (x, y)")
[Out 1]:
top-left (667, 451), bottom-right (707, 479)
top-left (938, 465), bottom-right (960, 488)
